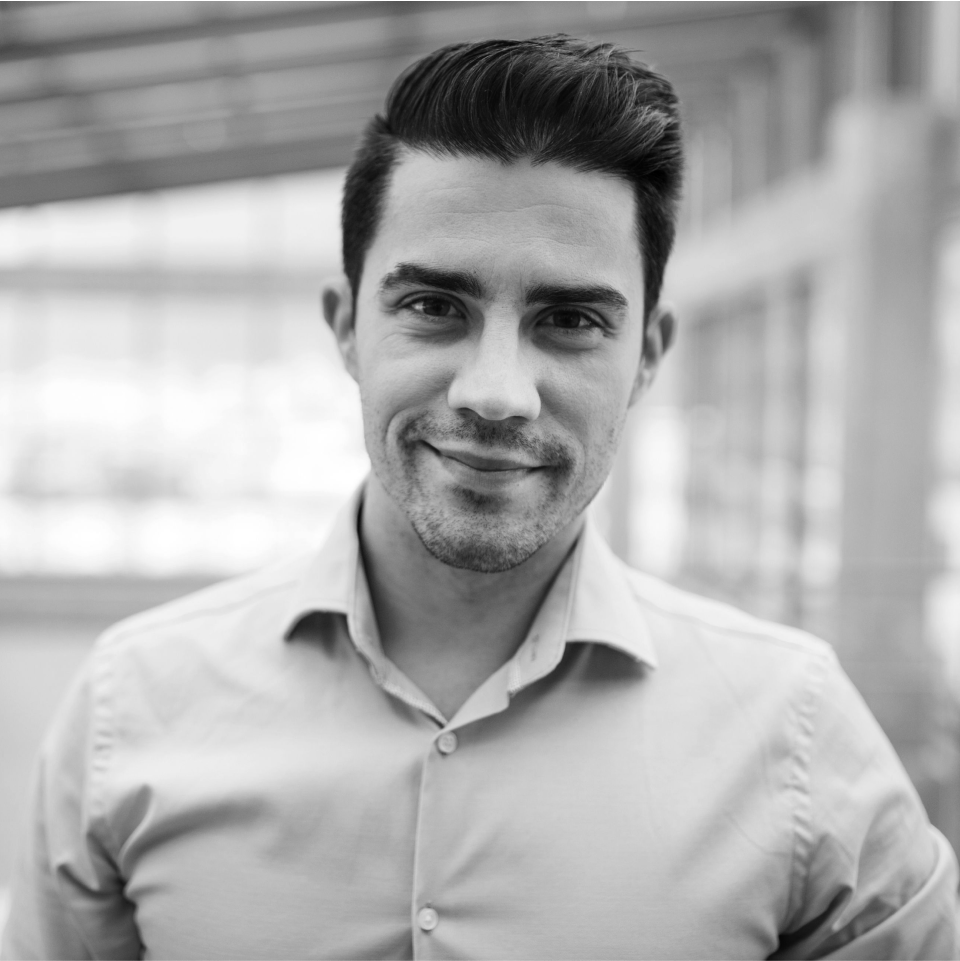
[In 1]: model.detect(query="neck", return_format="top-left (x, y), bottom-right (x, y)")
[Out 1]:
top-left (358, 474), bottom-right (583, 719)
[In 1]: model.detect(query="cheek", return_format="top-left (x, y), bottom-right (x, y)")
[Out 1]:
top-left (541, 359), bottom-right (635, 447)
top-left (355, 337), bottom-right (453, 428)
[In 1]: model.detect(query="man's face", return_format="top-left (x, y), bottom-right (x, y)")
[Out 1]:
top-left (328, 152), bottom-right (667, 572)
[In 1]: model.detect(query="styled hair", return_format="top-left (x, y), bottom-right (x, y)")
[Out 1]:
top-left (342, 35), bottom-right (683, 318)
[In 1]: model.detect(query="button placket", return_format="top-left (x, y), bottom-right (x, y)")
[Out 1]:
top-left (412, 724), bottom-right (465, 957)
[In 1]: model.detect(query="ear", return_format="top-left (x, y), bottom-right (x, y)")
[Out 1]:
top-left (629, 303), bottom-right (677, 407)
top-left (321, 275), bottom-right (359, 383)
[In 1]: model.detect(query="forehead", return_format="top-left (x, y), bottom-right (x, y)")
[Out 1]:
top-left (365, 151), bottom-right (643, 299)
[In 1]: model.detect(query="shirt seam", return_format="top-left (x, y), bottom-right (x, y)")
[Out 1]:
top-left (102, 578), bottom-right (300, 647)
top-left (627, 580), bottom-right (828, 657)
top-left (84, 576), bottom-right (298, 864)
top-left (784, 646), bottom-right (831, 931)
top-left (88, 634), bottom-right (123, 866)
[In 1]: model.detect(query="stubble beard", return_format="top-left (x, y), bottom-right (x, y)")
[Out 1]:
top-left (372, 413), bottom-right (598, 573)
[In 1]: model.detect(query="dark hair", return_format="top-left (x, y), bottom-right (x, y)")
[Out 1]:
top-left (342, 35), bottom-right (683, 319)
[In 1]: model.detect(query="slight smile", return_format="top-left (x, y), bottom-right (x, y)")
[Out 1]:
top-left (423, 443), bottom-right (545, 493)
top-left (427, 443), bottom-right (541, 473)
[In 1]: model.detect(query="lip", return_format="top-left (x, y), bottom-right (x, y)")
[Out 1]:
top-left (426, 443), bottom-right (541, 473)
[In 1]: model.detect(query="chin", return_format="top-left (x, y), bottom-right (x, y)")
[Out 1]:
top-left (415, 526), bottom-right (544, 573)
top-left (409, 503), bottom-right (569, 573)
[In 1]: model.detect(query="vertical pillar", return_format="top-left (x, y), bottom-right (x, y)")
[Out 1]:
top-left (758, 276), bottom-right (809, 626)
top-left (828, 98), bottom-right (955, 814)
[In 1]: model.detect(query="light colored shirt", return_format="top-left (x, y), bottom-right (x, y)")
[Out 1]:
top-left (3, 488), bottom-right (957, 960)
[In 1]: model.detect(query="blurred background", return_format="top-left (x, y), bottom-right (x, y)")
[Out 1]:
top-left (2, 0), bottom-right (960, 924)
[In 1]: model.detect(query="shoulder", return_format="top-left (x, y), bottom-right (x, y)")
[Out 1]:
top-left (89, 549), bottom-right (314, 678)
top-left (97, 555), bottom-right (309, 648)
top-left (623, 564), bottom-right (835, 667)
top-left (611, 564), bottom-right (844, 744)
top-left (68, 549), bottom-right (325, 776)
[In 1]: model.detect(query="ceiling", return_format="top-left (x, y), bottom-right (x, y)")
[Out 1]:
top-left (0, 1), bottom-right (828, 208)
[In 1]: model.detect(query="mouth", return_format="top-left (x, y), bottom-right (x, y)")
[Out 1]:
top-left (424, 442), bottom-right (542, 474)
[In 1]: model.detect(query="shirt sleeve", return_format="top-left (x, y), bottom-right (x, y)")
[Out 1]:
top-left (772, 650), bottom-right (959, 960)
top-left (1, 652), bottom-right (143, 961)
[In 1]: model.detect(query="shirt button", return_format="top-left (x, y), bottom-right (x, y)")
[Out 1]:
top-left (418, 906), bottom-right (439, 932)
top-left (437, 731), bottom-right (458, 755)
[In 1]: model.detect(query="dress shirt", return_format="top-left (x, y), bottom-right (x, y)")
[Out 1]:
top-left (3, 486), bottom-right (957, 960)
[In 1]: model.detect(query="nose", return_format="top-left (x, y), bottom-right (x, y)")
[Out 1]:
top-left (447, 318), bottom-right (541, 422)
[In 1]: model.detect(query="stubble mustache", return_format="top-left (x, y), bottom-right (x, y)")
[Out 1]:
top-left (397, 413), bottom-right (575, 473)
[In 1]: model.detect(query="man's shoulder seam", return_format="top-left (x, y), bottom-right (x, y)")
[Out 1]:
top-left (621, 567), bottom-right (835, 663)
top-left (96, 574), bottom-right (300, 652)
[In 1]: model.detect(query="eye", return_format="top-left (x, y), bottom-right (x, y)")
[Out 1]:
top-left (542, 307), bottom-right (601, 331)
top-left (403, 295), bottom-right (464, 319)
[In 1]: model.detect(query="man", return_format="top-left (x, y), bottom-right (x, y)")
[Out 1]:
top-left (3, 36), bottom-right (957, 961)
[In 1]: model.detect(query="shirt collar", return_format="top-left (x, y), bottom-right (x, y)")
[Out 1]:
top-left (280, 483), bottom-right (658, 674)
top-left (279, 484), bottom-right (362, 635)
top-left (564, 519), bottom-right (658, 668)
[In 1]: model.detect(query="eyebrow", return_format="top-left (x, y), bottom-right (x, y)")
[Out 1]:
top-left (525, 282), bottom-right (629, 311)
top-left (378, 263), bottom-right (485, 299)
top-left (378, 261), bottom-right (629, 311)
